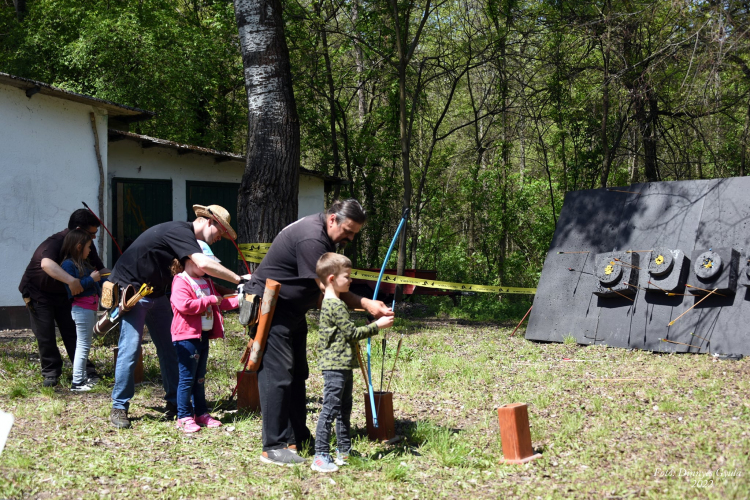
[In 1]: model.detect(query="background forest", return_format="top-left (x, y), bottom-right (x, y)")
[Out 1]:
top-left (3, 0), bottom-right (749, 317)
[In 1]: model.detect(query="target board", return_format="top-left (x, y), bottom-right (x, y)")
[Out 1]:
top-left (526, 177), bottom-right (750, 355)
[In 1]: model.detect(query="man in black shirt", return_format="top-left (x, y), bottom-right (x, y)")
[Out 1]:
top-left (108, 205), bottom-right (250, 429)
top-left (249, 199), bottom-right (393, 466)
top-left (19, 209), bottom-right (106, 387)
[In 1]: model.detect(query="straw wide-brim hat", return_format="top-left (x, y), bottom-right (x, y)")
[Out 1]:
top-left (193, 204), bottom-right (237, 240)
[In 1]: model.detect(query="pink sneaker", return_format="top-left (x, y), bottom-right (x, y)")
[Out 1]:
top-left (176, 417), bottom-right (201, 433)
top-left (195, 413), bottom-right (222, 428)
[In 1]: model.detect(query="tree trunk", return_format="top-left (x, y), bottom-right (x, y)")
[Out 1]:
top-left (234, 0), bottom-right (300, 248)
top-left (643, 88), bottom-right (659, 182)
top-left (395, 47), bottom-right (411, 302)
top-left (352, 0), bottom-right (367, 124)
top-left (741, 100), bottom-right (750, 176)
top-left (599, 1), bottom-right (611, 188)
top-left (600, 50), bottom-right (610, 188)
top-left (317, 1), bottom-right (342, 198)
top-left (13, 0), bottom-right (26, 21)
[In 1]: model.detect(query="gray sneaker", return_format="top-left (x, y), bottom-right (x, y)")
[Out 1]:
top-left (110, 408), bottom-right (131, 429)
top-left (311, 454), bottom-right (339, 473)
top-left (260, 449), bottom-right (306, 466)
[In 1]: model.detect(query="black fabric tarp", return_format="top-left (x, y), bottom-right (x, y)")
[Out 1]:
top-left (526, 177), bottom-right (750, 355)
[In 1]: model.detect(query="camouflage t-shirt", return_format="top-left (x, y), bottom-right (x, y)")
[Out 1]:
top-left (317, 297), bottom-right (379, 370)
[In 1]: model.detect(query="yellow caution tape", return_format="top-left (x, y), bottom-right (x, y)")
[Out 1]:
top-left (240, 243), bottom-right (273, 252)
top-left (237, 244), bottom-right (536, 295)
top-left (348, 269), bottom-right (537, 295)
top-left (241, 251), bottom-right (269, 261)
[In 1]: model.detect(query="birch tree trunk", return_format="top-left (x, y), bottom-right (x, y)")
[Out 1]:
top-left (234, 0), bottom-right (300, 247)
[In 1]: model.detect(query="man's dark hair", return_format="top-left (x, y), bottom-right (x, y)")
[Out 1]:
top-left (68, 209), bottom-right (100, 230)
top-left (326, 199), bottom-right (367, 224)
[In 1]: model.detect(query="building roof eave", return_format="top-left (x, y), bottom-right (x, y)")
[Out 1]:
top-left (108, 129), bottom-right (349, 184)
top-left (0, 72), bottom-right (154, 121)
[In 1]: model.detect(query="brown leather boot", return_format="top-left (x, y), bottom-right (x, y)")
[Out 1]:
top-left (110, 408), bottom-right (131, 429)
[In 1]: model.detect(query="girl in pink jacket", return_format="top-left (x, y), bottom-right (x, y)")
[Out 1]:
top-left (170, 241), bottom-right (239, 433)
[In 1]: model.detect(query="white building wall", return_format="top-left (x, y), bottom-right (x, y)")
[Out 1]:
top-left (0, 84), bottom-right (109, 308)
top-left (107, 139), bottom-right (325, 226)
top-left (298, 173), bottom-right (325, 218)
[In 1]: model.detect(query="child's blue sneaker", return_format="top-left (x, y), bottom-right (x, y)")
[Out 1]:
top-left (311, 454), bottom-right (339, 473)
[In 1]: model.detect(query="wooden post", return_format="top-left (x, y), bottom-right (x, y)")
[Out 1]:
top-left (497, 403), bottom-right (541, 464)
top-left (364, 392), bottom-right (395, 441)
top-left (113, 346), bottom-right (144, 385)
top-left (88, 112), bottom-right (105, 254)
top-left (236, 371), bottom-right (260, 411)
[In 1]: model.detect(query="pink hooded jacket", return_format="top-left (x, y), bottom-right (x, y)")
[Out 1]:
top-left (170, 273), bottom-right (239, 342)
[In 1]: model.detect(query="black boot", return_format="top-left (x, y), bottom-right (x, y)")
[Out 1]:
top-left (164, 401), bottom-right (179, 420)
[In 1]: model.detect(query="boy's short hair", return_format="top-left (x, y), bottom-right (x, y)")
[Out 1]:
top-left (316, 252), bottom-right (352, 281)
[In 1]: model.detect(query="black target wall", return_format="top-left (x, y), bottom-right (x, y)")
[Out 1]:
top-left (525, 177), bottom-right (750, 355)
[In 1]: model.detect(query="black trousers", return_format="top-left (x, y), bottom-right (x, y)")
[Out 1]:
top-left (28, 295), bottom-right (96, 379)
top-left (257, 311), bottom-right (311, 451)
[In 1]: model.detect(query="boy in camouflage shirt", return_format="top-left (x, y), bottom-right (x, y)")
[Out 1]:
top-left (311, 253), bottom-right (394, 473)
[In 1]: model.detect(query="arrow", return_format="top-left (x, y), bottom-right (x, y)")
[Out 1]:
top-left (607, 189), bottom-right (642, 195)
top-left (668, 289), bottom-right (718, 326)
top-left (685, 284), bottom-right (726, 297)
top-left (385, 336), bottom-right (403, 394)
top-left (82, 201), bottom-right (122, 256)
top-left (608, 288), bottom-right (634, 301)
top-left (613, 258), bottom-right (642, 270)
top-left (647, 281), bottom-right (669, 293)
top-left (690, 332), bottom-right (709, 343)
top-left (625, 282), bottom-right (649, 292)
top-left (660, 338), bottom-right (701, 349)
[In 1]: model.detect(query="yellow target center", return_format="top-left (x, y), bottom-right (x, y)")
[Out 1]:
top-left (655, 255), bottom-right (664, 265)
top-left (702, 259), bottom-right (713, 269)
top-left (604, 264), bottom-right (614, 275)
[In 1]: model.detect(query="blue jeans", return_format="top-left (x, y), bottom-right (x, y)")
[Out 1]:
top-left (71, 306), bottom-right (96, 385)
top-left (314, 370), bottom-right (353, 457)
top-left (173, 333), bottom-right (210, 419)
top-left (112, 295), bottom-right (178, 411)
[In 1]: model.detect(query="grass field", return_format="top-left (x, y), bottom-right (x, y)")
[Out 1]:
top-left (0, 311), bottom-right (748, 499)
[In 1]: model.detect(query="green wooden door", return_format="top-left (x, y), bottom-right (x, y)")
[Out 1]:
top-left (112, 178), bottom-right (173, 265)
top-left (186, 181), bottom-right (241, 286)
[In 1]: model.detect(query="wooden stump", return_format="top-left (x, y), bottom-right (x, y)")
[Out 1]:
top-left (497, 403), bottom-right (542, 464)
top-left (236, 371), bottom-right (260, 411)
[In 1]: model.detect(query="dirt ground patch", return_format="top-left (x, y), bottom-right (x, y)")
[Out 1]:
top-left (0, 329), bottom-right (35, 342)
